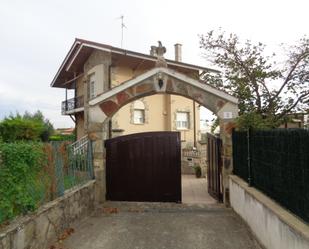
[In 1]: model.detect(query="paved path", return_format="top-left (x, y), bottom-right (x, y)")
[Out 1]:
top-left (59, 202), bottom-right (262, 249)
top-left (182, 174), bottom-right (217, 205)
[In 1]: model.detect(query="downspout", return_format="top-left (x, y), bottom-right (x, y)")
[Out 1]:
top-left (247, 129), bottom-right (252, 186)
top-left (193, 100), bottom-right (197, 147)
top-left (65, 88), bottom-right (68, 111)
top-left (108, 65), bottom-right (112, 89)
top-left (74, 77), bottom-right (77, 108)
top-left (108, 65), bottom-right (112, 139)
top-left (73, 73), bottom-right (77, 140)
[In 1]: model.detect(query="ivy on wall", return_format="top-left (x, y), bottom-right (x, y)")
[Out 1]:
top-left (0, 142), bottom-right (48, 224)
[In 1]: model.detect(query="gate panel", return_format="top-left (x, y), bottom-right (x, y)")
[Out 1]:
top-left (105, 132), bottom-right (181, 202)
top-left (207, 133), bottom-right (223, 202)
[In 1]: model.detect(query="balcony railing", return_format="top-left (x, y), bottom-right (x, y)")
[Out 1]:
top-left (62, 95), bottom-right (84, 114)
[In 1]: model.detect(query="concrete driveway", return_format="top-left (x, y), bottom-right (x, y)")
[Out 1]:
top-left (182, 174), bottom-right (217, 205)
top-left (58, 202), bottom-right (261, 249)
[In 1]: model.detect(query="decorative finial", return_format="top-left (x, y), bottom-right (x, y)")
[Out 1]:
top-left (154, 41), bottom-right (167, 68)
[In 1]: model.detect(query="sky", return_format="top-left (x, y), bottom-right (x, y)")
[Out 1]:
top-left (0, 0), bottom-right (308, 128)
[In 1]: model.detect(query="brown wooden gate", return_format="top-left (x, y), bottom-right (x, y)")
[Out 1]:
top-left (105, 131), bottom-right (181, 202)
top-left (207, 133), bottom-right (223, 202)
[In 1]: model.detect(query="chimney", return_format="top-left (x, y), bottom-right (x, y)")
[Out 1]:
top-left (174, 43), bottom-right (182, 62)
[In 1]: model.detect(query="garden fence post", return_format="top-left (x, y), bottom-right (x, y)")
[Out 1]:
top-left (247, 128), bottom-right (252, 186)
top-left (52, 142), bottom-right (65, 196)
top-left (87, 140), bottom-right (94, 179)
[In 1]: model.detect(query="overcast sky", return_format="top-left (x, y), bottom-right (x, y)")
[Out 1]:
top-left (0, 0), bottom-right (308, 128)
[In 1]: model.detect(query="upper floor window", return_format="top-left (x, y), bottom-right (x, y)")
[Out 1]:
top-left (176, 112), bottom-right (189, 129)
top-left (133, 100), bottom-right (145, 124)
top-left (88, 74), bottom-right (95, 99)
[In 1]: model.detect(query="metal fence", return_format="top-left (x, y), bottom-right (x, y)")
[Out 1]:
top-left (50, 139), bottom-right (94, 197)
top-left (232, 130), bottom-right (249, 182)
top-left (0, 139), bottom-right (94, 224)
top-left (232, 129), bottom-right (309, 223)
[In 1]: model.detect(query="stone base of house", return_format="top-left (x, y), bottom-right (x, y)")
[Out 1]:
top-left (0, 180), bottom-right (96, 249)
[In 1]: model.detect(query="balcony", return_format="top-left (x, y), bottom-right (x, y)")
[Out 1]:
top-left (62, 95), bottom-right (84, 115)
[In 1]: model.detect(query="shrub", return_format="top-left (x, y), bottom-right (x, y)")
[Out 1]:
top-left (0, 118), bottom-right (44, 142)
top-left (0, 142), bottom-right (48, 223)
top-left (49, 134), bottom-right (75, 142)
top-left (0, 111), bottom-right (54, 142)
top-left (194, 164), bottom-right (202, 178)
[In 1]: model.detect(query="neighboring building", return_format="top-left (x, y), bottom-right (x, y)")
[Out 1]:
top-left (55, 127), bottom-right (75, 135)
top-left (279, 113), bottom-right (309, 129)
top-left (305, 114), bottom-right (309, 129)
top-left (51, 39), bottom-right (218, 148)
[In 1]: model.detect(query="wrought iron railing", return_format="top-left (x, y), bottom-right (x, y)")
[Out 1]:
top-left (70, 135), bottom-right (89, 155)
top-left (52, 137), bottom-right (94, 196)
top-left (62, 95), bottom-right (84, 114)
top-left (182, 148), bottom-right (201, 158)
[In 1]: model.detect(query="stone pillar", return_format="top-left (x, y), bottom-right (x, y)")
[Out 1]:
top-left (220, 119), bottom-right (236, 205)
top-left (217, 102), bottom-right (238, 205)
top-left (88, 122), bottom-right (105, 203)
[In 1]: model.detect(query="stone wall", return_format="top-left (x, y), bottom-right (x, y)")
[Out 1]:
top-left (0, 180), bottom-right (95, 249)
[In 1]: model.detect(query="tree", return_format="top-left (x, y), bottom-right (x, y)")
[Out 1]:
top-left (23, 111), bottom-right (54, 141)
top-left (199, 30), bottom-right (309, 129)
top-left (0, 111), bottom-right (54, 142)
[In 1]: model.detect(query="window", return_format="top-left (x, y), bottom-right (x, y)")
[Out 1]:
top-left (88, 74), bottom-right (95, 99)
top-left (176, 112), bottom-right (189, 129)
top-left (134, 109), bottom-right (145, 124)
top-left (133, 100), bottom-right (145, 124)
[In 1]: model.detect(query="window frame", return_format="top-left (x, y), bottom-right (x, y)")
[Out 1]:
top-left (133, 109), bottom-right (145, 124)
top-left (176, 111), bottom-right (190, 130)
top-left (88, 74), bottom-right (95, 99)
top-left (132, 100), bottom-right (146, 125)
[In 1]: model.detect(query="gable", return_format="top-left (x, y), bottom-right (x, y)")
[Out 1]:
top-left (51, 39), bottom-right (219, 88)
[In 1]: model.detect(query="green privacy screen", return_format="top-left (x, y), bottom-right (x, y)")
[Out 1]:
top-left (232, 129), bottom-right (309, 224)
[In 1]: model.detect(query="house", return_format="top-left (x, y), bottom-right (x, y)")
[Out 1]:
top-left (279, 113), bottom-right (309, 129)
top-left (51, 39), bottom-right (218, 149)
top-left (55, 127), bottom-right (75, 135)
top-left (51, 38), bottom-right (239, 204)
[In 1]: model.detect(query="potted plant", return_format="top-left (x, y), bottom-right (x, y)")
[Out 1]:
top-left (194, 163), bottom-right (202, 178)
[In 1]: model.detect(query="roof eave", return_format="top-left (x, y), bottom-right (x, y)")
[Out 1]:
top-left (50, 39), bottom-right (81, 87)
top-left (51, 39), bottom-right (220, 88)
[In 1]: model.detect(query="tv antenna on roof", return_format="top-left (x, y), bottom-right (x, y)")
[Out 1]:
top-left (117, 15), bottom-right (127, 48)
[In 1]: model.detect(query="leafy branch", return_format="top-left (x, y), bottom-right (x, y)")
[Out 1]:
top-left (199, 30), bottom-right (309, 128)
